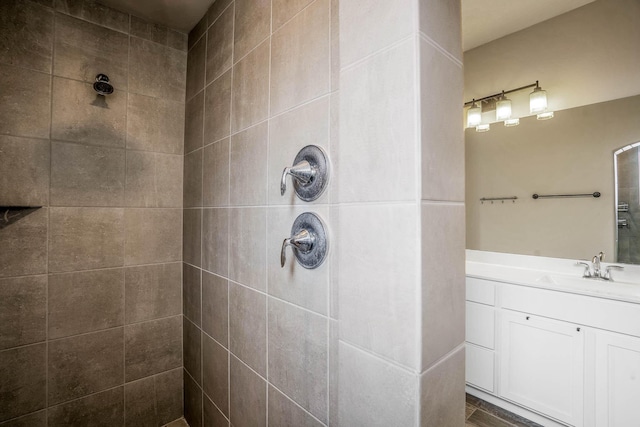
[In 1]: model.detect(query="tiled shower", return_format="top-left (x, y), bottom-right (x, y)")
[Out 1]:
top-left (0, 0), bottom-right (465, 425)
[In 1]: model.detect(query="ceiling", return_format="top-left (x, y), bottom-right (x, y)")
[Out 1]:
top-left (96, 0), bottom-right (597, 43)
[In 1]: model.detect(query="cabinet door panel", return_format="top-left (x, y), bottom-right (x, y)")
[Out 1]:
top-left (499, 310), bottom-right (584, 426)
top-left (595, 331), bottom-right (640, 427)
top-left (466, 277), bottom-right (496, 305)
top-left (466, 342), bottom-right (495, 392)
top-left (466, 301), bottom-right (495, 349)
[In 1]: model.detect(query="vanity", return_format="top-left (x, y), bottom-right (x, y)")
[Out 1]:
top-left (465, 250), bottom-right (640, 427)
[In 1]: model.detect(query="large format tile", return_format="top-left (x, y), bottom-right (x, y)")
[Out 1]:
top-left (268, 298), bottom-right (327, 422)
top-left (186, 36), bottom-right (206, 101)
top-left (0, 411), bottom-right (46, 427)
top-left (338, 39), bottom-right (418, 203)
top-left (206, 0), bottom-right (233, 26)
top-left (48, 269), bottom-right (124, 339)
top-left (230, 122), bottom-right (268, 206)
top-left (266, 207), bottom-right (329, 315)
top-left (339, 0), bottom-right (414, 67)
top-left (50, 141), bottom-right (125, 206)
top-left (0, 343), bottom-right (46, 422)
top-left (130, 16), bottom-right (188, 51)
top-left (203, 138), bottom-right (230, 207)
top-left (272, 0), bottom-right (313, 31)
top-left (229, 355), bottom-right (266, 427)
top-left (420, 347), bottom-right (465, 426)
top-left (338, 342), bottom-right (417, 426)
top-left (183, 209), bottom-right (202, 267)
top-left (183, 263), bottom-right (202, 326)
top-left (204, 70), bottom-right (232, 144)
top-left (0, 208), bottom-right (47, 277)
top-left (54, 14), bottom-right (128, 87)
top-left (202, 271), bottom-right (228, 346)
top-left (129, 37), bottom-right (187, 102)
top-left (183, 317), bottom-right (202, 385)
top-left (0, 136), bottom-right (49, 206)
top-left (125, 316), bottom-right (182, 381)
top-left (49, 207), bottom-right (124, 273)
top-left (206, 5), bottom-right (234, 84)
top-left (202, 208), bottom-right (229, 276)
top-left (421, 203), bottom-right (465, 369)
top-left (268, 386), bottom-right (323, 427)
top-left (420, 39), bottom-right (464, 202)
top-left (125, 376), bottom-right (156, 427)
top-left (419, 0), bottom-right (462, 61)
top-left (188, 14), bottom-right (207, 50)
top-left (338, 204), bottom-right (419, 369)
top-left (228, 283), bottom-right (266, 376)
top-left (0, 64), bottom-right (51, 139)
top-left (204, 394), bottom-right (229, 427)
top-left (0, 275), bottom-right (46, 350)
top-left (231, 41), bottom-right (269, 133)
top-left (267, 97), bottom-right (330, 205)
top-left (125, 151), bottom-right (183, 208)
top-left (184, 148), bottom-right (203, 207)
top-left (202, 334), bottom-right (229, 417)
top-left (125, 262), bottom-right (182, 324)
top-left (228, 208), bottom-right (266, 291)
top-left (55, 0), bottom-right (129, 33)
top-left (185, 91), bottom-right (204, 154)
top-left (48, 387), bottom-right (124, 427)
top-left (233, 0), bottom-right (270, 61)
top-left (184, 370), bottom-right (203, 427)
top-left (0, 0), bottom-right (53, 73)
top-left (48, 328), bottom-right (124, 404)
top-left (155, 368), bottom-right (184, 425)
top-left (51, 77), bottom-right (126, 147)
top-left (270, 0), bottom-right (330, 115)
top-left (124, 208), bottom-right (182, 265)
top-left (127, 93), bottom-right (185, 155)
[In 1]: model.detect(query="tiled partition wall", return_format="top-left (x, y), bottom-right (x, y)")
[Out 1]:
top-left (336, 0), bottom-right (465, 425)
top-left (0, 1), bottom-right (186, 425)
top-left (182, 0), bottom-right (338, 425)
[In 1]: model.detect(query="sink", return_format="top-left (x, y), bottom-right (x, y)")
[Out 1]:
top-left (536, 274), bottom-right (640, 299)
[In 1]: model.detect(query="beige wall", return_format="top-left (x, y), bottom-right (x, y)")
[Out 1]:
top-left (0, 0), bottom-right (186, 425)
top-left (466, 95), bottom-right (640, 260)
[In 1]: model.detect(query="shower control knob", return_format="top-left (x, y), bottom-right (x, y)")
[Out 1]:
top-left (280, 212), bottom-right (328, 269)
top-left (280, 145), bottom-right (330, 202)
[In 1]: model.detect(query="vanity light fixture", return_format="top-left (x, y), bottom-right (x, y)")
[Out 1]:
top-left (464, 80), bottom-right (553, 132)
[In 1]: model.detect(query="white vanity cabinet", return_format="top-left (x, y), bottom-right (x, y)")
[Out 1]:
top-left (465, 278), bottom-right (496, 393)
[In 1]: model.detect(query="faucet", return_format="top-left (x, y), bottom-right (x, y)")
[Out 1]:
top-left (592, 252), bottom-right (604, 278)
top-left (575, 252), bottom-right (624, 281)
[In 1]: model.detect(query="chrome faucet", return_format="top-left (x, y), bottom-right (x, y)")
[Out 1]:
top-left (592, 252), bottom-right (604, 278)
top-left (575, 251), bottom-right (624, 281)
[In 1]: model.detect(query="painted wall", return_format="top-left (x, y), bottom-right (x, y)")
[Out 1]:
top-left (0, 0), bottom-right (186, 424)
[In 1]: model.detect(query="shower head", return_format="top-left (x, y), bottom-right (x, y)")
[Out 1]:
top-left (93, 74), bottom-right (114, 95)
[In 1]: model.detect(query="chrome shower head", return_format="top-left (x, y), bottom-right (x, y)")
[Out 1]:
top-left (93, 74), bottom-right (114, 95)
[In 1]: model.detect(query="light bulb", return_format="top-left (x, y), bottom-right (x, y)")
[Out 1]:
top-left (530, 83), bottom-right (548, 114)
top-left (496, 93), bottom-right (512, 121)
top-left (467, 100), bottom-right (482, 128)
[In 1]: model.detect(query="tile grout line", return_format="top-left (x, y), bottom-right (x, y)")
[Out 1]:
top-left (265, 1), bottom-right (273, 425)
top-left (123, 16), bottom-right (132, 424)
top-left (227, 1), bottom-right (235, 421)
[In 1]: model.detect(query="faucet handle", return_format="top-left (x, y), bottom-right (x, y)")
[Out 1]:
top-left (281, 160), bottom-right (315, 196)
top-left (576, 261), bottom-right (592, 277)
top-left (281, 229), bottom-right (314, 267)
top-left (604, 265), bottom-right (624, 281)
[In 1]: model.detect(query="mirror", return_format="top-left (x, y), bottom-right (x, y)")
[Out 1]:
top-left (615, 143), bottom-right (640, 263)
top-left (463, 0), bottom-right (640, 264)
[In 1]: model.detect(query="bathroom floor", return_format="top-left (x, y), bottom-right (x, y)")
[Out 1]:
top-left (466, 394), bottom-right (543, 427)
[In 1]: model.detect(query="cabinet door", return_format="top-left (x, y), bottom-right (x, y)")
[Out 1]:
top-left (499, 310), bottom-right (584, 426)
top-left (595, 331), bottom-right (640, 427)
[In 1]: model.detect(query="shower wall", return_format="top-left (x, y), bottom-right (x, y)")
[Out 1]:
top-left (0, 1), bottom-right (186, 425)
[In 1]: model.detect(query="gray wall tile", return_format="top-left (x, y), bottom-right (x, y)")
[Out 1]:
top-left (47, 386), bottom-right (124, 427)
top-left (229, 355), bottom-right (266, 427)
top-left (188, 14), bottom-right (207, 50)
top-left (270, 0), bottom-right (330, 115)
top-left (127, 93), bottom-right (185, 155)
top-left (124, 208), bottom-right (182, 265)
top-left (49, 207), bottom-right (124, 273)
top-left (231, 41), bottom-right (269, 133)
top-left (50, 141), bottom-right (125, 206)
top-left (204, 394), bottom-right (229, 426)
top-left (229, 283), bottom-right (266, 376)
top-left (129, 37), bottom-right (187, 102)
top-left (48, 269), bottom-right (124, 339)
top-left (183, 209), bottom-right (202, 267)
top-left (206, 5), bottom-right (234, 85)
top-left (202, 208), bottom-right (228, 276)
top-left (184, 369), bottom-right (203, 427)
top-left (51, 77), bottom-right (126, 147)
top-left (155, 368), bottom-right (184, 425)
top-left (48, 328), bottom-right (124, 405)
top-left (54, 0), bottom-right (129, 33)
top-left (204, 70), bottom-right (232, 144)
top-left (183, 263), bottom-right (202, 326)
top-left (183, 318), bottom-right (202, 385)
top-left (228, 208), bottom-right (266, 291)
top-left (125, 151), bottom-right (183, 208)
top-left (54, 14), bottom-right (128, 87)
top-left (125, 263), bottom-right (182, 324)
top-left (0, 64), bottom-right (51, 139)
top-left (206, 0), bottom-right (232, 26)
top-left (130, 16), bottom-right (187, 51)
top-left (0, 136), bottom-right (50, 206)
top-left (268, 386), bottom-right (323, 427)
top-left (0, 275), bottom-right (46, 350)
top-left (0, 343), bottom-right (46, 422)
top-left (419, 347), bottom-right (465, 426)
top-left (202, 271), bottom-right (228, 346)
top-left (0, 208), bottom-right (48, 278)
top-left (268, 298), bottom-right (327, 422)
top-left (185, 91), bottom-right (204, 154)
top-left (272, 0), bottom-right (313, 31)
top-left (186, 36), bottom-right (206, 101)
top-left (0, 0), bottom-right (53, 73)
top-left (233, 0), bottom-right (270, 61)
top-left (125, 316), bottom-right (182, 381)
top-left (230, 123), bottom-right (268, 206)
top-left (184, 148), bottom-right (203, 207)
top-left (124, 377), bottom-right (156, 427)
top-left (0, 410), bottom-right (46, 427)
top-left (203, 139), bottom-right (230, 207)
top-left (418, 0), bottom-right (462, 61)
top-left (203, 334), bottom-right (229, 417)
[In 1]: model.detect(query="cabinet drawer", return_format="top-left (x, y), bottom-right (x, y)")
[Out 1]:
top-left (466, 301), bottom-right (495, 349)
top-left (466, 343), bottom-right (495, 393)
top-left (466, 277), bottom-right (496, 305)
